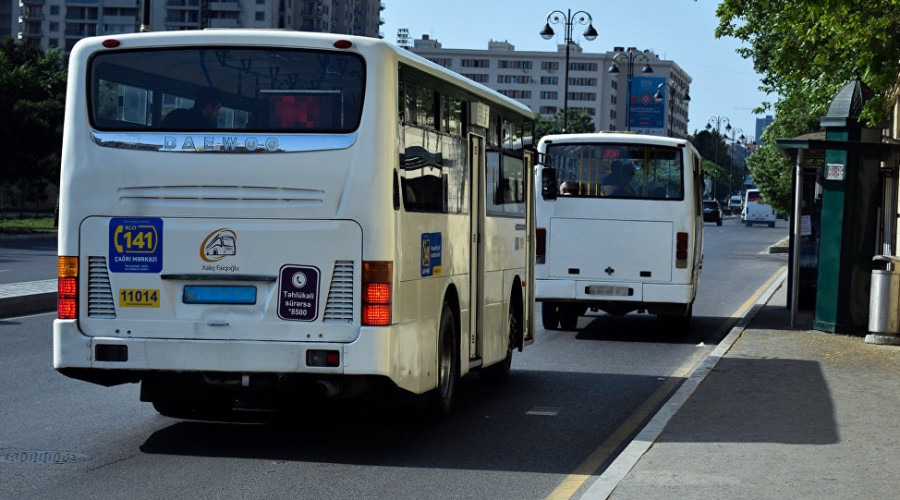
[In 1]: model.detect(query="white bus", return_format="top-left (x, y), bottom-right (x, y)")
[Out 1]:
top-left (534, 133), bottom-right (704, 333)
top-left (54, 30), bottom-right (535, 421)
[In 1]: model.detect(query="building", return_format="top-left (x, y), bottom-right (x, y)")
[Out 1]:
top-left (408, 35), bottom-right (692, 137)
top-left (755, 114), bottom-right (774, 143)
top-left (13, 0), bottom-right (384, 52)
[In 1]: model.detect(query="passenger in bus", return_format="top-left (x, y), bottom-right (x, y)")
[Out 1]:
top-left (162, 88), bottom-right (222, 129)
top-left (601, 161), bottom-right (636, 197)
top-left (559, 181), bottom-right (576, 196)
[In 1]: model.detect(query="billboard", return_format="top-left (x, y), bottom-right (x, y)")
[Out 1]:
top-left (628, 76), bottom-right (666, 135)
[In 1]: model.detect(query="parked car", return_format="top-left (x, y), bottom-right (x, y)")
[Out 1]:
top-left (730, 195), bottom-right (742, 215)
top-left (703, 199), bottom-right (722, 226)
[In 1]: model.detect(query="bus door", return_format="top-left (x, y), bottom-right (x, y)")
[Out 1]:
top-left (468, 134), bottom-right (486, 363)
top-left (523, 149), bottom-right (535, 346)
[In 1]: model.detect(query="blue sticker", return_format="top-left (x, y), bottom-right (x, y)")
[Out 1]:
top-left (109, 218), bottom-right (163, 273)
top-left (278, 265), bottom-right (320, 321)
top-left (421, 232), bottom-right (442, 277)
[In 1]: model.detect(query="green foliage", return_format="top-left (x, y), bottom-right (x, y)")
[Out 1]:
top-left (0, 216), bottom-right (56, 234)
top-left (534, 108), bottom-right (596, 143)
top-left (714, 0), bottom-right (900, 126)
top-left (711, 0), bottom-right (900, 212)
top-left (690, 130), bottom-right (744, 200)
top-left (0, 39), bottom-right (67, 211)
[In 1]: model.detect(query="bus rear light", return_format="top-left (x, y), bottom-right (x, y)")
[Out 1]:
top-left (364, 283), bottom-right (391, 304)
top-left (675, 232), bottom-right (688, 268)
top-left (362, 305), bottom-right (391, 326)
top-left (334, 40), bottom-right (353, 49)
top-left (58, 256), bottom-right (79, 319)
top-left (102, 39), bottom-right (121, 48)
top-left (536, 228), bottom-right (546, 264)
top-left (362, 261), bottom-right (392, 326)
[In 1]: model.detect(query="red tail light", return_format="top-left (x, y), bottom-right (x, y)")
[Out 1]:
top-left (58, 256), bottom-right (79, 319)
top-left (536, 228), bottom-right (546, 264)
top-left (362, 261), bottom-right (392, 326)
top-left (675, 232), bottom-right (688, 268)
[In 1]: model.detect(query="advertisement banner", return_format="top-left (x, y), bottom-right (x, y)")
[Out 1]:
top-left (628, 76), bottom-right (666, 135)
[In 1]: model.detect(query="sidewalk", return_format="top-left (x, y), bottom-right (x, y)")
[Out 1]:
top-left (590, 275), bottom-right (900, 499)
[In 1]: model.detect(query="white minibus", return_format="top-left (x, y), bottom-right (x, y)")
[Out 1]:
top-left (54, 30), bottom-right (535, 420)
top-left (535, 133), bottom-right (704, 333)
top-left (742, 188), bottom-right (776, 227)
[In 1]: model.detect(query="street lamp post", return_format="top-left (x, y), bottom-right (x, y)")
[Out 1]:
top-left (727, 127), bottom-right (745, 210)
top-left (540, 9), bottom-right (598, 133)
top-left (652, 81), bottom-right (690, 137)
top-left (608, 48), bottom-right (654, 131)
top-left (705, 115), bottom-right (731, 200)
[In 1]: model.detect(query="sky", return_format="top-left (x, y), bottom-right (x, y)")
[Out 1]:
top-left (380, 0), bottom-right (773, 141)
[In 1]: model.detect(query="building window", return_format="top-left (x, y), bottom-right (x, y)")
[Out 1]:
top-left (498, 60), bottom-right (532, 70)
top-left (49, 21), bottom-right (59, 32)
top-left (540, 91), bottom-right (558, 100)
top-left (428, 58), bottom-right (452, 68)
top-left (539, 106), bottom-right (557, 114)
top-left (541, 61), bottom-right (559, 71)
top-left (567, 92), bottom-right (596, 101)
top-left (255, 11), bottom-right (265, 21)
top-left (540, 76), bottom-right (558, 85)
top-left (461, 59), bottom-right (489, 68)
top-left (50, 6), bottom-right (60, 16)
top-left (568, 62), bottom-right (598, 72)
top-left (497, 75), bottom-right (531, 84)
top-left (568, 77), bottom-right (597, 86)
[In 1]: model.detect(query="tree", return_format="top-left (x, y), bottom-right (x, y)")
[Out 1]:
top-left (534, 108), bottom-right (595, 143)
top-left (711, 0), bottom-right (900, 212)
top-left (0, 39), bottom-right (67, 213)
top-left (690, 130), bottom-right (742, 201)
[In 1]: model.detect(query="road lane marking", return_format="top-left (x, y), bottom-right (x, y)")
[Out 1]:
top-left (547, 266), bottom-right (787, 500)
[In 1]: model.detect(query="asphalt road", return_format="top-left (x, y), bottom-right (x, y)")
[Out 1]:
top-left (0, 216), bottom-right (789, 499)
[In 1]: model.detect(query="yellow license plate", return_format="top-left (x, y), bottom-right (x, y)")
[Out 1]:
top-left (118, 288), bottom-right (160, 308)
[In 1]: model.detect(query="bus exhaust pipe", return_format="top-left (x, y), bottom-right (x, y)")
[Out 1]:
top-left (315, 380), bottom-right (340, 397)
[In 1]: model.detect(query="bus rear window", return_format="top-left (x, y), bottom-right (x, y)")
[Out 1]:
top-left (89, 47), bottom-right (365, 133)
top-left (545, 143), bottom-right (684, 200)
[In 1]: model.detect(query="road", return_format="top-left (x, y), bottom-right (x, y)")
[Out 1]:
top-left (0, 234), bottom-right (57, 284)
top-left (0, 217), bottom-right (788, 499)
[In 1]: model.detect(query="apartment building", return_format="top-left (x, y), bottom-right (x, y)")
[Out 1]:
top-left (409, 35), bottom-right (692, 137)
top-left (13, 0), bottom-right (384, 52)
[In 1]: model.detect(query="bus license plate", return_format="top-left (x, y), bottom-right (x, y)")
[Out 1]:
top-left (586, 285), bottom-right (633, 297)
top-left (118, 288), bottom-right (161, 308)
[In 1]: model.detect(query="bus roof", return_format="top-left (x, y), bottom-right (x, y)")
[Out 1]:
top-left (73, 29), bottom-right (532, 118)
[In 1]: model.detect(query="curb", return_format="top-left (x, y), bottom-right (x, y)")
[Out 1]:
top-left (580, 269), bottom-right (788, 499)
top-left (0, 292), bottom-right (57, 319)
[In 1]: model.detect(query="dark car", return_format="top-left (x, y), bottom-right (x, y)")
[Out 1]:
top-left (703, 199), bottom-right (722, 226)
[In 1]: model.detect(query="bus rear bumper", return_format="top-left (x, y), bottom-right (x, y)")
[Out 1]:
top-left (53, 319), bottom-right (433, 394)
top-left (536, 279), bottom-right (695, 305)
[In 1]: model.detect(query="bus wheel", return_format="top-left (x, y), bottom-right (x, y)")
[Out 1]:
top-left (481, 305), bottom-right (517, 384)
top-left (559, 305), bottom-right (579, 331)
top-left (427, 303), bottom-right (459, 422)
top-left (664, 304), bottom-right (693, 335)
top-left (541, 303), bottom-right (560, 330)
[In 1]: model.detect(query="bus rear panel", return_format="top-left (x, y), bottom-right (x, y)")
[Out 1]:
top-left (534, 133), bottom-right (704, 333)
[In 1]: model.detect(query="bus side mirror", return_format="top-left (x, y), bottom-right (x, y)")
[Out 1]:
top-left (541, 167), bottom-right (558, 200)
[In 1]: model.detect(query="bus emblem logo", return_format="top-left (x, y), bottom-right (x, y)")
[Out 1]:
top-left (201, 228), bottom-right (237, 262)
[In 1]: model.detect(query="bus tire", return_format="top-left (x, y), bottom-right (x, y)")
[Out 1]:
top-left (559, 304), bottom-right (579, 331)
top-left (481, 299), bottom-right (519, 384)
top-left (541, 303), bottom-right (560, 330)
top-left (426, 302), bottom-right (459, 422)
